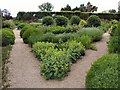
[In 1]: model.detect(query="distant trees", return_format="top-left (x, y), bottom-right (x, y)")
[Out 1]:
top-left (109, 9), bottom-right (116, 13)
top-left (61, 2), bottom-right (98, 12)
top-left (1, 9), bottom-right (12, 20)
top-left (61, 4), bottom-right (71, 11)
top-left (38, 2), bottom-right (54, 11)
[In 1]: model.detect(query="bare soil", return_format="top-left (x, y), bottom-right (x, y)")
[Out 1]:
top-left (8, 29), bottom-right (110, 88)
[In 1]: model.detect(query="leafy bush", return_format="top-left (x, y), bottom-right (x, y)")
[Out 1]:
top-left (79, 19), bottom-right (87, 27)
top-left (32, 42), bottom-right (55, 59)
top-left (42, 16), bottom-right (54, 26)
top-left (2, 20), bottom-right (15, 29)
top-left (55, 15), bottom-right (68, 26)
top-left (64, 41), bottom-right (85, 63)
top-left (20, 25), bottom-right (33, 38)
top-left (79, 28), bottom-right (103, 42)
top-left (86, 54), bottom-right (119, 88)
top-left (32, 42), bottom-right (71, 80)
top-left (0, 28), bottom-right (15, 46)
top-left (17, 23), bottom-right (29, 30)
top-left (70, 15), bottom-right (81, 25)
top-left (75, 35), bottom-right (92, 49)
top-left (41, 49), bottom-right (71, 80)
top-left (108, 36), bottom-right (120, 53)
top-left (28, 33), bottom-right (55, 46)
top-left (110, 22), bottom-right (120, 36)
top-left (22, 27), bottom-right (43, 44)
top-left (87, 15), bottom-right (101, 27)
top-left (98, 20), bottom-right (111, 32)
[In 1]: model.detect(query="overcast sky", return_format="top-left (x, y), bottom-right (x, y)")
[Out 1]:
top-left (0, 0), bottom-right (119, 17)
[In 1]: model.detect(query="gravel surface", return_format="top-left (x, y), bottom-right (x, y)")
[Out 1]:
top-left (8, 29), bottom-right (110, 88)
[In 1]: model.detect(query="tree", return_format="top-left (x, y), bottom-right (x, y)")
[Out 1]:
top-left (38, 2), bottom-right (54, 11)
top-left (79, 4), bottom-right (86, 12)
top-left (72, 6), bottom-right (80, 11)
top-left (1, 9), bottom-right (12, 20)
top-left (86, 2), bottom-right (98, 12)
top-left (61, 4), bottom-right (71, 11)
top-left (109, 9), bottom-right (116, 13)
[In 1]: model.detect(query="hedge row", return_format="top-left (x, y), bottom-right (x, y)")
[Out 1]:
top-left (16, 11), bottom-right (120, 20)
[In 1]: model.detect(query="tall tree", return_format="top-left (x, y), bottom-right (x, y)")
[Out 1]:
top-left (38, 2), bottom-right (54, 11)
top-left (1, 9), bottom-right (12, 20)
top-left (61, 4), bottom-right (71, 11)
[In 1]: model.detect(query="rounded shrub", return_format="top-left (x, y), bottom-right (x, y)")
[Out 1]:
top-left (108, 36), bottom-right (120, 53)
top-left (22, 27), bottom-right (43, 44)
top-left (42, 16), bottom-right (54, 26)
top-left (20, 25), bottom-right (31, 38)
top-left (55, 15), bottom-right (68, 26)
top-left (70, 15), bottom-right (81, 25)
top-left (3, 20), bottom-right (15, 29)
top-left (17, 23), bottom-right (29, 30)
top-left (87, 15), bottom-right (101, 27)
top-left (86, 54), bottom-right (119, 88)
top-left (0, 29), bottom-right (15, 46)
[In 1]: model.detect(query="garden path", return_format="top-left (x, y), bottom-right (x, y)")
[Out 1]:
top-left (8, 29), bottom-right (110, 88)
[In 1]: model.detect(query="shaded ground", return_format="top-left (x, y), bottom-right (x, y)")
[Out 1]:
top-left (8, 29), bottom-right (110, 88)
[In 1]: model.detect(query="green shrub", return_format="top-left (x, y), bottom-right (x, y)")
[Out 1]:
top-left (55, 15), bottom-right (68, 26)
top-left (42, 16), bottom-right (54, 26)
top-left (17, 23), bottom-right (28, 30)
top-left (22, 27), bottom-right (43, 44)
top-left (64, 41), bottom-right (85, 63)
top-left (20, 25), bottom-right (32, 38)
top-left (98, 20), bottom-right (111, 32)
top-left (87, 15), bottom-right (101, 27)
top-left (70, 15), bottom-right (81, 25)
top-left (32, 42), bottom-right (55, 60)
top-left (108, 36), bottom-right (120, 53)
top-left (75, 35), bottom-right (92, 49)
top-left (33, 42), bottom-right (71, 80)
top-left (41, 48), bottom-right (71, 80)
top-left (0, 29), bottom-right (15, 46)
top-left (86, 54), bottom-right (119, 88)
top-left (79, 28), bottom-right (103, 42)
top-left (110, 23), bottom-right (120, 36)
top-left (2, 20), bottom-right (15, 29)
top-left (79, 19), bottom-right (87, 27)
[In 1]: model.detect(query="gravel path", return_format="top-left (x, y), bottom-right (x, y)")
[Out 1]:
top-left (8, 29), bottom-right (110, 88)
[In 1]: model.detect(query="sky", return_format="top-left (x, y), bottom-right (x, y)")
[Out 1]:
top-left (0, 0), bottom-right (120, 17)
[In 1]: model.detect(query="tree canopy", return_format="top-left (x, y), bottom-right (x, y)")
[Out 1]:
top-left (38, 2), bottom-right (54, 11)
top-left (61, 2), bottom-right (98, 12)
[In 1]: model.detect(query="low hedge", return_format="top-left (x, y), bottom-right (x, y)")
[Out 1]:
top-left (86, 54), bottom-right (119, 88)
top-left (0, 28), bottom-right (15, 46)
top-left (79, 28), bottom-right (104, 42)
